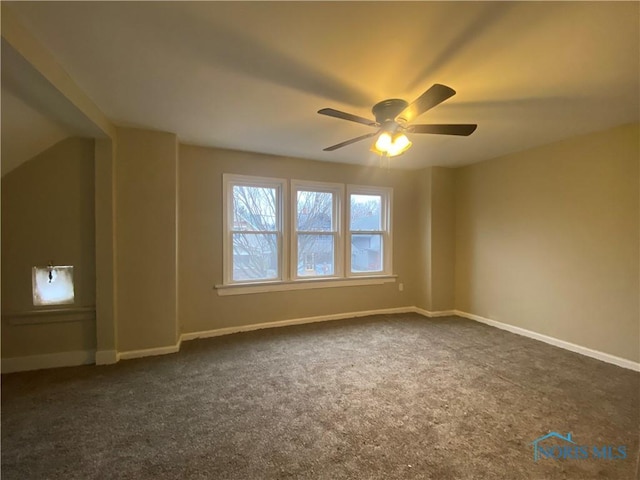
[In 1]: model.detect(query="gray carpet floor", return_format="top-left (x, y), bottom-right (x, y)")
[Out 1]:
top-left (1, 314), bottom-right (638, 479)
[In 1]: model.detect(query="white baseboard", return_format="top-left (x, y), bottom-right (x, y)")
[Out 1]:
top-left (95, 350), bottom-right (119, 365)
top-left (98, 307), bottom-right (448, 362)
top-left (454, 310), bottom-right (640, 372)
top-left (413, 308), bottom-right (456, 318)
top-left (1, 350), bottom-right (95, 373)
top-left (181, 306), bottom-right (417, 342)
top-left (6, 307), bottom-right (421, 371)
top-left (7, 308), bottom-right (636, 373)
top-left (118, 342), bottom-right (181, 360)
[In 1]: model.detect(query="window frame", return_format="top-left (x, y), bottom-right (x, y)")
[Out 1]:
top-left (220, 175), bottom-right (394, 293)
top-left (346, 185), bottom-right (393, 277)
top-left (222, 174), bottom-right (288, 285)
top-left (290, 180), bottom-right (344, 281)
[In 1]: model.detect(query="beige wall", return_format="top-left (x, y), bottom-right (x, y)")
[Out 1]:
top-left (114, 128), bottom-right (179, 351)
top-left (3, 124), bottom-right (637, 367)
top-left (1, 137), bottom-right (96, 357)
top-left (415, 167), bottom-right (456, 312)
top-left (415, 168), bottom-right (432, 309)
top-left (178, 145), bottom-right (420, 333)
top-left (454, 123), bottom-right (639, 362)
top-left (94, 139), bottom-right (117, 355)
top-left (430, 167), bottom-right (456, 311)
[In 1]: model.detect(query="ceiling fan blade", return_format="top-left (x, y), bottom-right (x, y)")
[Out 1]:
top-left (318, 108), bottom-right (379, 127)
top-left (323, 132), bottom-right (378, 151)
top-left (397, 84), bottom-right (456, 123)
top-left (408, 124), bottom-right (477, 136)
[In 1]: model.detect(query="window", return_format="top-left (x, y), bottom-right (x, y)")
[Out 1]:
top-left (291, 181), bottom-right (343, 279)
top-left (223, 175), bottom-right (286, 284)
top-left (347, 186), bottom-right (393, 276)
top-left (222, 175), bottom-right (393, 290)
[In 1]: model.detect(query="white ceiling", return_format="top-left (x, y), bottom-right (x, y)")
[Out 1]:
top-left (4, 1), bottom-right (639, 170)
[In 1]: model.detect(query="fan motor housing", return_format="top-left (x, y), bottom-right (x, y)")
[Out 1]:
top-left (372, 99), bottom-right (409, 124)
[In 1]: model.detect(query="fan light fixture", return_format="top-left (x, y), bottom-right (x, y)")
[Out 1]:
top-left (318, 84), bottom-right (477, 155)
top-left (372, 132), bottom-right (412, 157)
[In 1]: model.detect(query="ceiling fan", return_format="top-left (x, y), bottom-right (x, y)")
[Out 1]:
top-left (318, 84), bottom-right (477, 157)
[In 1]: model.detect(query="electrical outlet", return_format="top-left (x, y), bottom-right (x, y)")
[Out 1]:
top-left (399, 283), bottom-right (404, 291)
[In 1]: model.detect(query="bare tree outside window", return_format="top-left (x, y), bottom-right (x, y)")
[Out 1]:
top-left (350, 195), bottom-right (381, 230)
top-left (232, 185), bottom-right (279, 281)
top-left (296, 190), bottom-right (335, 276)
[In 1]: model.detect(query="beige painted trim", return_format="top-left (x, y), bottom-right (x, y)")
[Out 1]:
top-left (454, 310), bottom-right (640, 372)
top-left (2, 306), bottom-right (96, 317)
top-left (95, 350), bottom-right (119, 365)
top-left (1, 350), bottom-right (95, 373)
top-left (4, 307), bottom-right (96, 325)
top-left (181, 306), bottom-right (415, 341)
top-left (95, 138), bottom-right (118, 354)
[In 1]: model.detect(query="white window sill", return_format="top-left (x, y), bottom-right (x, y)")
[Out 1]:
top-left (215, 275), bottom-right (397, 296)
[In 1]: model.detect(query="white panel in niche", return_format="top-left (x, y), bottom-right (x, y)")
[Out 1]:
top-left (32, 266), bottom-right (75, 306)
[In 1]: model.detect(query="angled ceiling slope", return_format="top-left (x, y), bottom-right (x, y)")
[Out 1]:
top-left (1, 6), bottom-right (114, 175)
